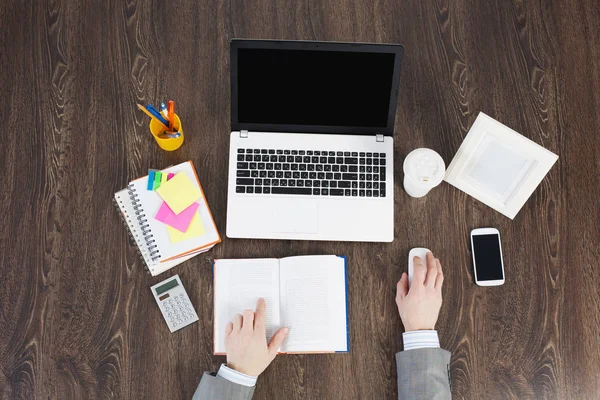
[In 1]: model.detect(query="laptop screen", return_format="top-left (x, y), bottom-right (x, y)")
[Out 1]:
top-left (232, 42), bottom-right (402, 135)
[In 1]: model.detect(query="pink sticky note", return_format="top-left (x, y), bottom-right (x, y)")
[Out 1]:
top-left (155, 201), bottom-right (200, 232)
top-left (167, 173), bottom-right (175, 180)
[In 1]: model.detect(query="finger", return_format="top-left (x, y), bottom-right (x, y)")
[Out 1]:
top-left (413, 256), bottom-right (427, 286)
top-left (424, 252), bottom-right (438, 287)
top-left (225, 322), bottom-right (234, 336)
top-left (435, 258), bottom-right (444, 290)
top-left (396, 273), bottom-right (408, 299)
top-left (232, 314), bottom-right (243, 331)
top-left (242, 309), bottom-right (255, 331)
top-left (267, 327), bottom-right (290, 356)
top-left (254, 297), bottom-right (266, 330)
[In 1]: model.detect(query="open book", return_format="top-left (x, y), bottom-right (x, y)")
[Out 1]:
top-left (214, 255), bottom-right (349, 354)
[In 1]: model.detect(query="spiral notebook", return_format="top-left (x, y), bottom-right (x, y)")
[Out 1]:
top-left (114, 161), bottom-right (221, 276)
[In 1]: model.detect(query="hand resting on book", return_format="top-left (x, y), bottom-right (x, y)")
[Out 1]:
top-left (225, 298), bottom-right (289, 377)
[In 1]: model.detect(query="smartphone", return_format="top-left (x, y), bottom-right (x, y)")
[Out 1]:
top-left (470, 228), bottom-right (505, 286)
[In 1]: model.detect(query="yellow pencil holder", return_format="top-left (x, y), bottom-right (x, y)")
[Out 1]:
top-left (149, 113), bottom-right (184, 151)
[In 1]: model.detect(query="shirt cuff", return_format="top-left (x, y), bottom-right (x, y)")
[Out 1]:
top-left (402, 330), bottom-right (440, 351)
top-left (217, 364), bottom-right (258, 387)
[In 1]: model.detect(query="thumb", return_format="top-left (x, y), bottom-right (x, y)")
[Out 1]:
top-left (267, 327), bottom-right (289, 356)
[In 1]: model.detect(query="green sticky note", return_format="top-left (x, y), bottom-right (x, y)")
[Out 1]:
top-left (153, 171), bottom-right (162, 190)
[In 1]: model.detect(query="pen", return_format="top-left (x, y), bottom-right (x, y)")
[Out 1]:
top-left (167, 100), bottom-right (175, 131)
top-left (160, 102), bottom-right (168, 118)
top-left (137, 104), bottom-right (169, 130)
top-left (146, 104), bottom-right (170, 126)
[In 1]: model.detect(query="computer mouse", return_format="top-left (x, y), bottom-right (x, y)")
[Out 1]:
top-left (408, 247), bottom-right (431, 287)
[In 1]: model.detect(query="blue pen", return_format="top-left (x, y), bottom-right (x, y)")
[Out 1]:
top-left (160, 102), bottom-right (168, 118)
top-left (146, 104), bottom-right (169, 126)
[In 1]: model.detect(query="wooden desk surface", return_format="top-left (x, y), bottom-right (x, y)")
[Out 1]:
top-left (1, 0), bottom-right (599, 399)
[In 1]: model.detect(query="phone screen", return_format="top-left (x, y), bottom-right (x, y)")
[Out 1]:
top-left (472, 234), bottom-right (504, 281)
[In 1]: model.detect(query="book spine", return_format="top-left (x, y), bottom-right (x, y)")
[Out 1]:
top-left (127, 184), bottom-right (161, 262)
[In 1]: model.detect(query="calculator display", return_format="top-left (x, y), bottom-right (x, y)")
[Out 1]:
top-left (155, 278), bottom-right (179, 295)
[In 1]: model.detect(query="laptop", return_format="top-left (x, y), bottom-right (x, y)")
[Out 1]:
top-left (226, 40), bottom-right (404, 242)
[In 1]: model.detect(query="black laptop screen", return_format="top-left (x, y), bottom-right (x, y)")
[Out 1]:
top-left (236, 48), bottom-right (396, 129)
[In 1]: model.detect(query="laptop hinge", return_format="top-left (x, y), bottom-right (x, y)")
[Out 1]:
top-left (376, 134), bottom-right (384, 142)
top-left (240, 130), bottom-right (249, 138)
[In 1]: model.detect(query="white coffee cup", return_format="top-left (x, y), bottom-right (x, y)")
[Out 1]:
top-left (403, 148), bottom-right (446, 198)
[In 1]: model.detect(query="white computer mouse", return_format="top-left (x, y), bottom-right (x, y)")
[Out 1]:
top-left (408, 247), bottom-right (431, 287)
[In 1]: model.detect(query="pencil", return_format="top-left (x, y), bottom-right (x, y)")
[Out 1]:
top-left (137, 103), bottom-right (169, 130)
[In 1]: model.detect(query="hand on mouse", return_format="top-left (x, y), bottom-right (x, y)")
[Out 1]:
top-left (225, 298), bottom-right (289, 377)
top-left (396, 251), bottom-right (444, 331)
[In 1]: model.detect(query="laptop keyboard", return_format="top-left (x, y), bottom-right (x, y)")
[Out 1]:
top-left (235, 148), bottom-right (387, 197)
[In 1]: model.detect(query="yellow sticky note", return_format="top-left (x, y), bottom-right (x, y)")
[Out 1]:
top-left (166, 212), bottom-right (205, 243)
top-left (156, 171), bottom-right (202, 214)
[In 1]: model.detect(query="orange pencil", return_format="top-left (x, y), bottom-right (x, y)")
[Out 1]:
top-left (137, 103), bottom-right (169, 130)
top-left (167, 100), bottom-right (175, 131)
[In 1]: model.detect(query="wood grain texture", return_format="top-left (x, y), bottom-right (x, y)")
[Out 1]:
top-left (1, 0), bottom-right (599, 399)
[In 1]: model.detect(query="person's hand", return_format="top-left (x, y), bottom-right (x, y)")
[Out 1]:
top-left (225, 298), bottom-right (289, 377)
top-left (396, 252), bottom-right (444, 331)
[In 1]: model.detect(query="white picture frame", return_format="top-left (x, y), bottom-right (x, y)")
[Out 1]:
top-left (444, 112), bottom-right (558, 219)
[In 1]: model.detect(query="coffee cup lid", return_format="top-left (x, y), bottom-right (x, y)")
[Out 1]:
top-left (403, 148), bottom-right (446, 188)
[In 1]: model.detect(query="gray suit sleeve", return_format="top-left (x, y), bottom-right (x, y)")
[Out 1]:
top-left (192, 372), bottom-right (255, 400)
top-left (396, 348), bottom-right (452, 400)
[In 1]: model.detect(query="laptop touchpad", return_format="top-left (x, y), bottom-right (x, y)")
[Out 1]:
top-left (272, 199), bottom-right (319, 233)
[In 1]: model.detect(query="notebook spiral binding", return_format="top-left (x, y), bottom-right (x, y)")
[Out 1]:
top-left (112, 197), bottom-right (149, 270)
top-left (127, 184), bottom-right (161, 261)
top-left (113, 184), bottom-right (161, 271)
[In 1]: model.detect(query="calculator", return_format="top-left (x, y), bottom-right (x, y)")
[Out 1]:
top-left (151, 274), bottom-right (199, 332)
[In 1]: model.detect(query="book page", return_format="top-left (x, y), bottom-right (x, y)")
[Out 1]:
top-left (213, 259), bottom-right (281, 354)
top-left (279, 255), bottom-right (348, 353)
